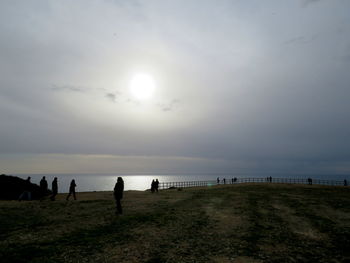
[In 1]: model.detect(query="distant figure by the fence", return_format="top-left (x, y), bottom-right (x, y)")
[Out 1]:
top-left (151, 179), bottom-right (155, 193)
top-left (158, 177), bottom-right (347, 190)
top-left (155, 179), bottom-right (159, 192)
top-left (308, 178), bottom-right (313, 185)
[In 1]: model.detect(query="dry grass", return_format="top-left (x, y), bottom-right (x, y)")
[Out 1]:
top-left (1, 183), bottom-right (349, 262)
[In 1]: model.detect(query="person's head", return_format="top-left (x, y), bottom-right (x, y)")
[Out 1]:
top-left (54, 177), bottom-right (57, 181)
top-left (117, 177), bottom-right (123, 183)
top-left (43, 176), bottom-right (46, 179)
top-left (27, 176), bottom-right (31, 181)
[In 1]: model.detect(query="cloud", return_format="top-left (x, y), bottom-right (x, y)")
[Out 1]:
top-left (105, 91), bottom-right (122, 102)
top-left (51, 84), bottom-right (85, 93)
top-left (156, 99), bottom-right (180, 112)
top-left (1, 0), bottom-right (350, 175)
top-left (283, 34), bottom-right (318, 45)
top-left (301, 0), bottom-right (322, 8)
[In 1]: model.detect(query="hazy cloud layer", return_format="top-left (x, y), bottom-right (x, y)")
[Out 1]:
top-left (1, 0), bottom-right (350, 175)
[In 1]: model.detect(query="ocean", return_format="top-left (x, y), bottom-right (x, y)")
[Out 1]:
top-left (14, 173), bottom-right (349, 193)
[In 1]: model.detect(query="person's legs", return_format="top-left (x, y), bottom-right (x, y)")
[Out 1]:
top-left (116, 199), bottom-right (122, 214)
top-left (73, 190), bottom-right (76, 200)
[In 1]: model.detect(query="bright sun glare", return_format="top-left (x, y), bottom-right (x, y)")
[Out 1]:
top-left (129, 73), bottom-right (155, 100)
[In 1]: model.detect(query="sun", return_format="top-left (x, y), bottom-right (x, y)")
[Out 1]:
top-left (129, 73), bottom-right (155, 100)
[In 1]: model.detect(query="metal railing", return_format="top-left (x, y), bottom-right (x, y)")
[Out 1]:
top-left (158, 177), bottom-right (346, 190)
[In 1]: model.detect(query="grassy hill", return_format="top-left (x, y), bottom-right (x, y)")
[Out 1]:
top-left (0, 183), bottom-right (349, 262)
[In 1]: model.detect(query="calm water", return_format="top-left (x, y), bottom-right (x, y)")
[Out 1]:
top-left (15, 173), bottom-right (349, 193)
top-left (15, 174), bottom-right (219, 193)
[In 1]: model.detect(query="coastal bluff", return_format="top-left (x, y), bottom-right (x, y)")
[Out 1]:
top-left (0, 174), bottom-right (51, 200)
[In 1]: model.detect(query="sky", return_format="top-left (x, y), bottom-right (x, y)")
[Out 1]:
top-left (1, 0), bottom-right (350, 176)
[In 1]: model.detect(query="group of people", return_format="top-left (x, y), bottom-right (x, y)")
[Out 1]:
top-left (18, 176), bottom-right (76, 201)
top-left (151, 179), bottom-right (160, 193)
top-left (216, 177), bottom-right (238, 184)
top-left (16, 176), bottom-right (350, 217)
top-left (266, 176), bottom-right (273, 182)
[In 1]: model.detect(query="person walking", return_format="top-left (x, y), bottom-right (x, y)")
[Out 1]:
top-left (50, 177), bottom-right (58, 201)
top-left (114, 177), bottom-right (124, 215)
top-left (66, 179), bottom-right (77, 200)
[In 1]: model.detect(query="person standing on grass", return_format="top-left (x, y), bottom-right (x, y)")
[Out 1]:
top-left (40, 176), bottom-right (48, 194)
top-left (155, 179), bottom-right (159, 192)
top-left (66, 179), bottom-right (77, 200)
top-left (50, 177), bottom-right (58, 201)
top-left (308, 178), bottom-right (312, 185)
top-left (114, 177), bottom-right (124, 215)
top-left (151, 179), bottom-right (155, 193)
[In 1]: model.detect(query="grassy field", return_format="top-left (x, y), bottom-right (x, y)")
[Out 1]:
top-left (0, 183), bottom-right (349, 263)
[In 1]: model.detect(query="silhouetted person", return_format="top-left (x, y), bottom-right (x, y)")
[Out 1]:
top-left (234, 177), bottom-right (237, 183)
top-left (217, 177), bottom-right (220, 184)
top-left (308, 178), bottom-right (312, 185)
top-left (50, 177), bottom-right (58, 201)
top-left (151, 180), bottom-right (155, 193)
top-left (18, 176), bottom-right (32, 201)
top-left (114, 177), bottom-right (124, 215)
top-left (223, 178), bottom-right (226, 184)
top-left (344, 179), bottom-right (348, 186)
top-left (66, 179), bottom-right (77, 200)
top-left (155, 179), bottom-right (159, 192)
top-left (269, 176), bottom-right (272, 182)
top-left (40, 176), bottom-right (48, 194)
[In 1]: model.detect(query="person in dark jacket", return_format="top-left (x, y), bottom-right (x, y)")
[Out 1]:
top-left (155, 179), bottom-right (159, 192)
top-left (40, 176), bottom-right (48, 193)
top-left (151, 179), bottom-right (155, 193)
top-left (114, 177), bottom-right (124, 215)
top-left (50, 177), bottom-right (58, 201)
top-left (66, 179), bottom-right (77, 200)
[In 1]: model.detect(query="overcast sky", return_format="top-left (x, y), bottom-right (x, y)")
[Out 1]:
top-left (1, 0), bottom-right (350, 176)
